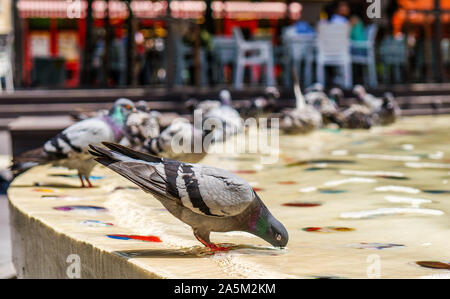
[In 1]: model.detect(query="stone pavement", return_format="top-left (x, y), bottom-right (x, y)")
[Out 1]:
top-left (0, 195), bottom-right (14, 278)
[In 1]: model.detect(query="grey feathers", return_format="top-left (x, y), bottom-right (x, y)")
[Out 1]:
top-left (89, 142), bottom-right (288, 248)
top-left (89, 142), bottom-right (254, 218)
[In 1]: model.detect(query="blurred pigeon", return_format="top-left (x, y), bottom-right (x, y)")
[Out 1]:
top-left (238, 86), bottom-right (278, 120)
top-left (279, 69), bottom-right (322, 134)
top-left (124, 109), bottom-right (160, 147)
top-left (304, 83), bottom-right (340, 125)
top-left (352, 85), bottom-right (382, 111)
top-left (373, 92), bottom-right (401, 126)
top-left (11, 98), bottom-right (136, 187)
top-left (89, 142), bottom-right (288, 250)
top-left (330, 88), bottom-right (373, 129)
top-left (203, 90), bottom-right (243, 142)
top-left (142, 119), bottom-right (208, 163)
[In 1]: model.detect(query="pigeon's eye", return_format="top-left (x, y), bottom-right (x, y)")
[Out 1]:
top-left (276, 234), bottom-right (282, 241)
top-left (124, 105), bottom-right (132, 110)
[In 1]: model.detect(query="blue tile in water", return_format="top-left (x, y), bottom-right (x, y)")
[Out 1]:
top-left (423, 190), bottom-right (450, 194)
top-left (378, 176), bottom-right (409, 180)
top-left (49, 174), bottom-right (104, 180)
top-left (319, 189), bottom-right (347, 194)
top-left (321, 128), bottom-right (341, 134)
top-left (305, 167), bottom-right (333, 172)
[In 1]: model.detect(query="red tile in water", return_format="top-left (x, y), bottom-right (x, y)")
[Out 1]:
top-left (282, 202), bottom-right (322, 207)
top-left (303, 227), bottom-right (322, 232)
top-left (108, 234), bottom-right (162, 243)
top-left (278, 181), bottom-right (297, 185)
top-left (302, 226), bottom-right (355, 233)
top-left (416, 261), bottom-right (450, 270)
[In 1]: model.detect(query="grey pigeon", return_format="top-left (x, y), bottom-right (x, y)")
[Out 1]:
top-left (279, 70), bottom-right (322, 134)
top-left (203, 90), bottom-right (243, 142)
top-left (330, 88), bottom-right (374, 129)
top-left (143, 119), bottom-right (208, 163)
top-left (352, 85), bottom-right (383, 111)
top-left (11, 98), bottom-right (136, 187)
top-left (238, 86), bottom-right (278, 120)
top-left (124, 110), bottom-right (160, 147)
top-left (304, 83), bottom-right (340, 126)
top-left (88, 142), bottom-right (288, 250)
top-left (373, 92), bottom-right (401, 126)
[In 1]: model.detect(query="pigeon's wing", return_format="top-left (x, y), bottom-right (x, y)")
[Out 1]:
top-left (44, 118), bottom-right (114, 157)
top-left (89, 142), bottom-right (255, 217)
top-left (184, 165), bottom-right (255, 217)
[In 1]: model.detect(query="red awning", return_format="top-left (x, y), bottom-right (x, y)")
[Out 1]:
top-left (17, 0), bottom-right (300, 20)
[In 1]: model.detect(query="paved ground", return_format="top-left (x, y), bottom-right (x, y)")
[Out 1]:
top-left (0, 195), bottom-right (14, 278)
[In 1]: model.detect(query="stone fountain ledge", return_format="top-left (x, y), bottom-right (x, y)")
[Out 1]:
top-left (7, 164), bottom-right (291, 279)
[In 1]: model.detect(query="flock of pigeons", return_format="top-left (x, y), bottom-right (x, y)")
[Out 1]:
top-left (8, 83), bottom-right (400, 250)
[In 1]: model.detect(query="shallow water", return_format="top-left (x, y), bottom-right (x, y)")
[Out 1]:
top-left (10, 115), bottom-right (450, 278)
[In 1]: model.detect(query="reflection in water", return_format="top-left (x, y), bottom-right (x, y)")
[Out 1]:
top-left (113, 244), bottom-right (285, 259)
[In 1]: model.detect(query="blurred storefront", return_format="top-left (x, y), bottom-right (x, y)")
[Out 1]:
top-left (11, 0), bottom-right (450, 88)
top-left (15, 0), bottom-right (313, 88)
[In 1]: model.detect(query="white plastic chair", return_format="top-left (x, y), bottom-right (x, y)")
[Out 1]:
top-left (0, 35), bottom-right (13, 93)
top-left (174, 37), bottom-right (208, 86)
top-left (351, 24), bottom-right (378, 87)
top-left (316, 23), bottom-right (352, 88)
top-left (282, 27), bottom-right (315, 87)
top-left (232, 27), bottom-right (275, 89)
top-left (211, 37), bottom-right (236, 84)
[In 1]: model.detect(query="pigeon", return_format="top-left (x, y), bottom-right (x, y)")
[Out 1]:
top-left (136, 100), bottom-right (149, 112)
top-left (238, 86), bottom-right (278, 120)
top-left (352, 85), bottom-right (383, 111)
top-left (11, 98), bottom-right (136, 187)
top-left (278, 69), bottom-right (322, 134)
top-left (185, 89), bottom-right (233, 117)
top-left (372, 92), bottom-right (401, 126)
top-left (203, 90), bottom-right (243, 142)
top-left (186, 98), bottom-right (221, 116)
top-left (88, 142), bottom-right (288, 250)
top-left (329, 88), bottom-right (374, 129)
top-left (124, 109), bottom-right (160, 148)
top-left (304, 83), bottom-right (340, 126)
top-left (142, 119), bottom-right (208, 163)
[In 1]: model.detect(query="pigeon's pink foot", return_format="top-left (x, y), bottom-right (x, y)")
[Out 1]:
top-left (207, 243), bottom-right (231, 252)
top-left (85, 177), bottom-right (94, 188)
top-left (194, 234), bottom-right (231, 252)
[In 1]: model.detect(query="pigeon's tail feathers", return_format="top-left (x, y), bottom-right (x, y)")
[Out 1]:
top-left (88, 143), bottom-right (175, 201)
top-left (96, 142), bottom-right (163, 164)
top-left (9, 162), bottom-right (39, 178)
top-left (10, 147), bottom-right (57, 175)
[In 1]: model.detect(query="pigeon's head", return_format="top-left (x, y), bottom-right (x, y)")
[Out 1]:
top-left (110, 98), bottom-right (136, 123)
top-left (265, 214), bottom-right (289, 248)
top-left (219, 90), bottom-right (232, 106)
top-left (352, 85), bottom-right (366, 98)
top-left (306, 82), bottom-right (324, 93)
top-left (185, 98), bottom-right (199, 113)
top-left (136, 100), bottom-right (148, 112)
top-left (249, 198), bottom-right (289, 248)
top-left (329, 87), bottom-right (344, 105)
top-left (264, 86), bottom-right (280, 100)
